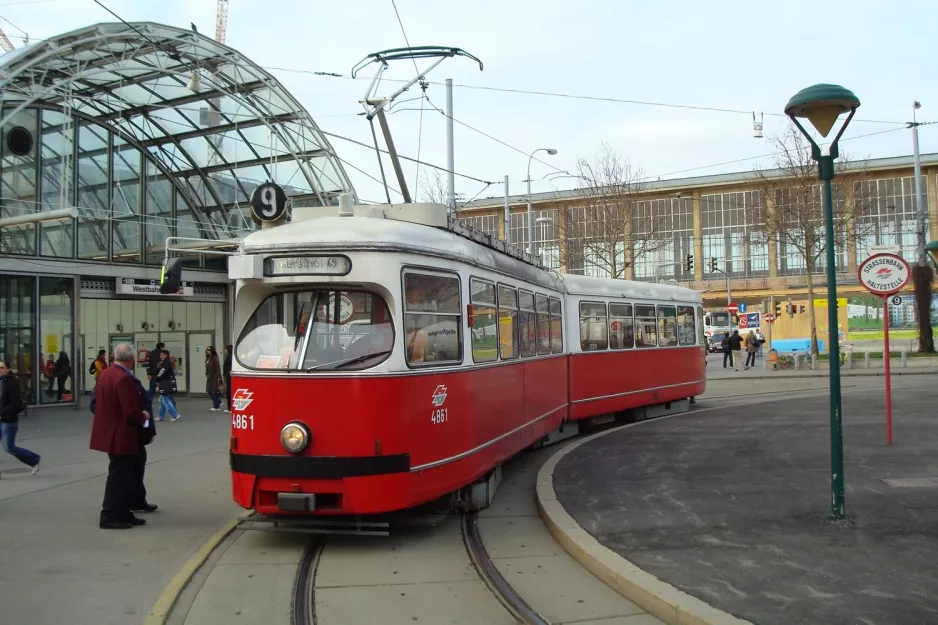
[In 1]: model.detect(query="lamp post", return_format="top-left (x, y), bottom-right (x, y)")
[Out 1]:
top-left (527, 148), bottom-right (558, 254)
top-left (785, 83), bottom-right (860, 520)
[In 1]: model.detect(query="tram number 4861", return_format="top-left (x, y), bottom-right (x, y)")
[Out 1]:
top-left (431, 408), bottom-right (448, 424)
top-left (232, 414), bottom-right (254, 430)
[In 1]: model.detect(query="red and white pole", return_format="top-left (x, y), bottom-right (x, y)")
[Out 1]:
top-left (883, 296), bottom-right (893, 446)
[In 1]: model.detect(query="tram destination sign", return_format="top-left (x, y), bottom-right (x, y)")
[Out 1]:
top-left (263, 255), bottom-right (352, 277)
top-left (857, 253), bottom-right (911, 296)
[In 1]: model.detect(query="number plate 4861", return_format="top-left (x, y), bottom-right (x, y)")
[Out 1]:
top-left (431, 408), bottom-right (448, 424)
top-left (232, 414), bottom-right (254, 430)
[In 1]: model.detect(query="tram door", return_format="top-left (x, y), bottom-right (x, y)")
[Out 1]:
top-left (161, 332), bottom-right (186, 394)
top-left (187, 332), bottom-right (213, 397)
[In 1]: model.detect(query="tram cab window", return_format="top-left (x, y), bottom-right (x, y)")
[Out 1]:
top-left (677, 305), bottom-right (697, 346)
top-left (657, 306), bottom-right (678, 347)
top-left (518, 290), bottom-right (536, 357)
top-left (470, 278), bottom-right (497, 363)
top-left (235, 289), bottom-right (394, 371)
top-left (403, 271), bottom-right (463, 366)
top-left (498, 285), bottom-right (520, 360)
top-left (609, 303), bottom-right (634, 349)
top-left (535, 294), bottom-right (551, 355)
top-left (634, 305), bottom-right (658, 348)
top-left (549, 296), bottom-right (563, 353)
top-left (579, 302), bottom-right (608, 351)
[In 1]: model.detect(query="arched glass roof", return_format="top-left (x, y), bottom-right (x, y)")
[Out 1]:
top-left (0, 21), bottom-right (357, 240)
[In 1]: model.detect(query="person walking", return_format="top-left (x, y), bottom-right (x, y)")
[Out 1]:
top-left (205, 346), bottom-right (222, 412)
top-left (90, 349), bottom-right (107, 386)
top-left (0, 358), bottom-right (41, 477)
top-left (146, 342), bottom-right (164, 401)
top-left (727, 330), bottom-right (743, 371)
top-left (89, 344), bottom-right (150, 530)
top-left (54, 351), bottom-right (71, 402)
top-left (223, 345), bottom-right (233, 413)
top-left (744, 331), bottom-right (758, 370)
top-left (155, 350), bottom-right (180, 422)
top-left (721, 333), bottom-right (734, 369)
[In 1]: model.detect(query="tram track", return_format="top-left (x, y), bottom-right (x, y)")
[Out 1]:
top-left (462, 511), bottom-right (550, 625)
top-left (292, 538), bottom-right (325, 625)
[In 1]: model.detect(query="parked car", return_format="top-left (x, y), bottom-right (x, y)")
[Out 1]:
top-left (707, 332), bottom-right (727, 353)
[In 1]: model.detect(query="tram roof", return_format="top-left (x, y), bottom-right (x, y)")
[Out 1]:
top-left (241, 212), bottom-right (702, 303)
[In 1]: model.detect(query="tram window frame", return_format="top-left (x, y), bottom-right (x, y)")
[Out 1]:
top-left (497, 284), bottom-right (520, 360)
top-left (697, 306), bottom-right (706, 346)
top-left (657, 305), bottom-right (678, 347)
top-left (549, 296), bottom-right (564, 354)
top-left (677, 305), bottom-right (697, 346)
top-left (518, 289), bottom-right (537, 358)
top-left (401, 269), bottom-right (464, 368)
top-left (469, 277), bottom-right (498, 363)
top-left (579, 301), bottom-right (608, 351)
top-left (634, 304), bottom-right (658, 348)
top-left (609, 303), bottom-right (635, 350)
top-left (535, 294), bottom-right (551, 355)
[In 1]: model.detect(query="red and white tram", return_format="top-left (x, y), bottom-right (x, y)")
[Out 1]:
top-left (225, 199), bottom-right (705, 518)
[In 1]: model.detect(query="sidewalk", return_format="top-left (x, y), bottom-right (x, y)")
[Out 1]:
top-left (705, 352), bottom-right (938, 380)
top-left (544, 379), bottom-right (938, 625)
top-left (0, 397), bottom-right (239, 625)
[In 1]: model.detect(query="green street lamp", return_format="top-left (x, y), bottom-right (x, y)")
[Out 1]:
top-left (785, 83), bottom-right (860, 521)
top-left (927, 240), bottom-right (938, 270)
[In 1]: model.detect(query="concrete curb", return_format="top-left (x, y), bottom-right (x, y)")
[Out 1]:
top-left (536, 423), bottom-right (754, 625)
top-left (708, 369), bottom-right (938, 381)
top-left (144, 515), bottom-right (241, 625)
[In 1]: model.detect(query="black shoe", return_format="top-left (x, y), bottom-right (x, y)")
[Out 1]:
top-left (132, 503), bottom-right (158, 512)
top-left (100, 520), bottom-right (133, 529)
top-left (127, 516), bottom-right (147, 526)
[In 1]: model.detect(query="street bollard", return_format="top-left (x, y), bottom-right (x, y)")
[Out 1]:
top-left (864, 352), bottom-right (871, 369)
top-left (845, 351), bottom-right (853, 370)
top-left (901, 350), bottom-right (907, 368)
top-left (794, 353), bottom-right (801, 370)
top-left (812, 354), bottom-right (818, 369)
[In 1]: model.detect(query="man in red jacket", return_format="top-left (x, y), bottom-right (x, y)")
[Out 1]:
top-left (90, 343), bottom-right (150, 529)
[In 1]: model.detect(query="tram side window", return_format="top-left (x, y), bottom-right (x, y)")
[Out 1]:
top-left (579, 302), bottom-right (607, 351)
top-left (677, 305), bottom-right (697, 346)
top-left (498, 285), bottom-right (520, 360)
top-left (609, 303), bottom-right (634, 349)
top-left (550, 296), bottom-right (564, 353)
top-left (658, 305), bottom-right (678, 347)
top-left (470, 278), bottom-right (498, 363)
top-left (403, 271), bottom-right (463, 366)
top-left (634, 304), bottom-right (658, 348)
top-left (535, 294), bottom-right (551, 355)
top-left (519, 290), bottom-right (537, 357)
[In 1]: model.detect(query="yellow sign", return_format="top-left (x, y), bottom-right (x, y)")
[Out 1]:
top-left (44, 335), bottom-right (59, 355)
top-left (813, 298), bottom-right (848, 308)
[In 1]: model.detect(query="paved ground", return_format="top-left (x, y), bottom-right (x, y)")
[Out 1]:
top-left (705, 352), bottom-right (938, 380)
top-left (0, 397), bottom-right (239, 625)
top-left (553, 378), bottom-right (938, 625)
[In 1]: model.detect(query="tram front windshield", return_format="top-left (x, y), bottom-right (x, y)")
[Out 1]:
top-left (236, 289), bottom-right (394, 371)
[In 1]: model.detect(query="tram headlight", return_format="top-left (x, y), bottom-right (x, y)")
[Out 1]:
top-left (280, 422), bottom-right (311, 454)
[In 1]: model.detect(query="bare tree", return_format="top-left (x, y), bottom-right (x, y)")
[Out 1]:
top-left (417, 169), bottom-right (448, 205)
top-left (749, 124), bottom-right (873, 355)
top-left (559, 143), bottom-right (666, 279)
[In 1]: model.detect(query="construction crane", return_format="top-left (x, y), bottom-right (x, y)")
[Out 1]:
top-left (206, 0), bottom-right (229, 171)
top-left (0, 26), bottom-right (16, 52)
top-left (215, 0), bottom-right (228, 44)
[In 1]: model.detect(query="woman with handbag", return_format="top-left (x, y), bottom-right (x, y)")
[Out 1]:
top-left (155, 350), bottom-right (180, 422)
top-left (205, 346), bottom-right (223, 412)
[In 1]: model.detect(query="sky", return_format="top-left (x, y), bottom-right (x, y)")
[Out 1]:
top-left (2, 0), bottom-right (937, 206)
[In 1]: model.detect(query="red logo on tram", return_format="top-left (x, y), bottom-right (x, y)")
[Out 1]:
top-left (431, 385), bottom-right (448, 407)
top-left (232, 389), bottom-right (254, 412)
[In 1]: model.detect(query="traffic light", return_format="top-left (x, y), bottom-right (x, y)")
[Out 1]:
top-left (685, 254), bottom-right (694, 272)
top-left (786, 299), bottom-right (794, 315)
top-left (799, 304), bottom-right (805, 313)
top-left (159, 257), bottom-right (183, 294)
top-left (709, 257), bottom-right (717, 272)
top-left (774, 301), bottom-right (781, 317)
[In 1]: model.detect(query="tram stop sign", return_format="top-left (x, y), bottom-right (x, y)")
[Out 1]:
top-left (858, 253), bottom-right (911, 296)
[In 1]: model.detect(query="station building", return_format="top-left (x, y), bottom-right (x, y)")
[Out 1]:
top-left (457, 154), bottom-right (938, 341)
top-left (0, 22), bottom-right (355, 406)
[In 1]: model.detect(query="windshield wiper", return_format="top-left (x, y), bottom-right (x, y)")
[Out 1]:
top-left (305, 350), bottom-right (392, 372)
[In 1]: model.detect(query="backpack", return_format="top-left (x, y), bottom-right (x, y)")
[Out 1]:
top-left (89, 360), bottom-right (97, 375)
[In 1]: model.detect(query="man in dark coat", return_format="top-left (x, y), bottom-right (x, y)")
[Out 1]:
top-left (90, 343), bottom-right (150, 529)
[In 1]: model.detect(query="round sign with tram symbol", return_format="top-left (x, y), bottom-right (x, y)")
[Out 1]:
top-left (250, 182), bottom-right (288, 224)
top-left (858, 253), bottom-right (911, 296)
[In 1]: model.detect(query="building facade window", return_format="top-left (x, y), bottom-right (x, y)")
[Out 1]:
top-left (701, 191), bottom-right (767, 279)
top-left (633, 197), bottom-right (693, 282)
top-left (509, 209), bottom-right (560, 270)
top-left (855, 175), bottom-right (929, 264)
top-left (459, 214), bottom-right (499, 239)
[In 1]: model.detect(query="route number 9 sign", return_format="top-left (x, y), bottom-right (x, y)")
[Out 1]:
top-left (250, 182), bottom-right (288, 223)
